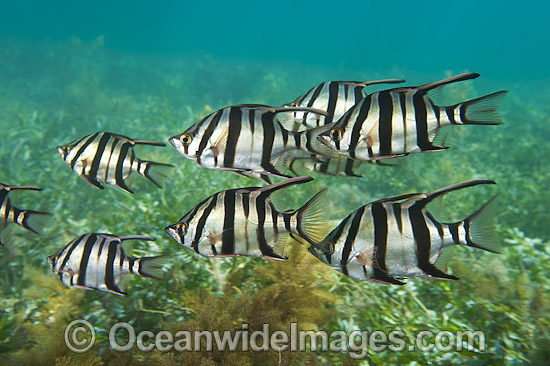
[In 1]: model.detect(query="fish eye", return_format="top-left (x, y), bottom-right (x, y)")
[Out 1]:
top-left (329, 128), bottom-right (343, 142)
top-left (47, 255), bottom-right (58, 266)
top-left (176, 223), bottom-right (187, 236)
top-left (180, 133), bottom-right (193, 146)
top-left (316, 241), bottom-right (334, 255)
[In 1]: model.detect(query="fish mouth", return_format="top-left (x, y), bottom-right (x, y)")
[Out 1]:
top-left (164, 225), bottom-right (181, 244)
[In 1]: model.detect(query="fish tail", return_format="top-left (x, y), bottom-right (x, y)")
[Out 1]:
top-left (138, 160), bottom-right (175, 188)
top-left (293, 189), bottom-right (330, 246)
top-left (16, 209), bottom-right (53, 235)
top-left (135, 255), bottom-right (169, 280)
top-left (462, 196), bottom-right (501, 253)
top-left (456, 90), bottom-right (508, 125)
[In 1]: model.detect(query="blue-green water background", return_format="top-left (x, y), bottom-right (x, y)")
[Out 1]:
top-left (1, 1), bottom-right (550, 365)
top-left (2, 0), bottom-right (549, 81)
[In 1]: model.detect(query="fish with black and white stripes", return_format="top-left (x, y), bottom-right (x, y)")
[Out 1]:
top-left (165, 176), bottom-right (328, 260)
top-left (283, 79), bottom-right (406, 177)
top-left (47, 233), bottom-right (166, 295)
top-left (168, 104), bottom-right (337, 182)
top-left (284, 78), bottom-right (406, 131)
top-left (57, 131), bottom-right (174, 193)
top-left (308, 179), bottom-right (500, 285)
top-left (316, 73), bottom-right (508, 161)
top-left (0, 183), bottom-right (52, 246)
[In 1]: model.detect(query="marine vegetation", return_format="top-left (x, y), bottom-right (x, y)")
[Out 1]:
top-left (0, 36), bottom-right (549, 366)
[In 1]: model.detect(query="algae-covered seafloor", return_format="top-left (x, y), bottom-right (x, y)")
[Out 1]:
top-left (0, 36), bottom-right (549, 366)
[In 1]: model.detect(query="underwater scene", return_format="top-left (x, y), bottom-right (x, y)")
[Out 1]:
top-left (1, 1), bottom-right (549, 365)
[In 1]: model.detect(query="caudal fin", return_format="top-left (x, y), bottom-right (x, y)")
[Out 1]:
top-left (18, 209), bottom-right (52, 235)
top-left (140, 161), bottom-right (175, 188)
top-left (457, 90), bottom-right (508, 125)
top-left (462, 196), bottom-right (501, 253)
top-left (294, 189), bottom-right (330, 246)
top-left (135, 255), bottom-right (170, 280)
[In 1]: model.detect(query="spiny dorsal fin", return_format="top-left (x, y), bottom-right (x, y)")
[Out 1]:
top-left (118, 235), bottom-right (156, 242)
top-left (256, 176), bottom-right (313, 196)
top-left (410, 179), bottom-right (496, 209)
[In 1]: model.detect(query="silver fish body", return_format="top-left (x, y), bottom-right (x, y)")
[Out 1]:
top-left (316, 73), bottom-right (508, 161)
top-left (0, 183), bottom-right (52, 245)
top-left (169, 104), bottom-right (336, 182)
top-left (47, 233), bottom-right (165, 295)
top-left (58, 131), bottom-right (174, 193)
top-left (165, 176), bottom-right (328, 260)
top-left (308, 179), bottom-right (500, 285)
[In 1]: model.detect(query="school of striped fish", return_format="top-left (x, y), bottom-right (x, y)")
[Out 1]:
top-left (1, 72), bottom-right (508, 295)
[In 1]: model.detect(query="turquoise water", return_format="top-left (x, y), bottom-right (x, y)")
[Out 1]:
top-left (1, 1), bottom-right (549, 365)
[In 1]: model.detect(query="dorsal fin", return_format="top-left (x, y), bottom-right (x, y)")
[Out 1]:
top-left (1, 184), bottom-right (42, 192)
top-left (372, 192), bottom-right (424, 204)
top-left (388, 73), bottom-right (480, 95)
top-left (409, 179), bottom-right (496, 210)
top-left (118, 235), bottom-right (156, 242)
top-left (357, 78), bottom-right (406, 87)
top-left (256, 176), bottom-right (313, 196)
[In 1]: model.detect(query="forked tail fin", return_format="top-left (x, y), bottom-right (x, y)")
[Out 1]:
top-left (449, 196), bottom-right (501, 253)
top-left (135, 255), bottom-right (170, 280)
top-left (455, 90), bottom-right (508, 125)
top-left (18, 209), bottom-right (53, 235)
top-left (139, 161), bottom-right (175, 188)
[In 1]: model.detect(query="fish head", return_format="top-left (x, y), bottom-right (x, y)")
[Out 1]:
top-left (170, 121), bottom-right (229, 169)
top-left (307, 240), bottom-right (336, 265)
top-left (46, 254), bottom-right (58, 272)
top-left (165, 222), bottom-right (191, 247)
top-left (316, 123), bottom-right (352, 158)
top-left (56, 144), bottom-right (72, 161)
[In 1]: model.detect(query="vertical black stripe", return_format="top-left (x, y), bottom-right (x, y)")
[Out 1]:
top-left (446, 106), bottom-right (457, 124)
top-left (372, 203), bottom-right (389, 276)
top-left (76, 234), bottom-right (98, 286)
top-left (341, 208), bottom-right (365, 275)
top-left (104, 240), bottom-right (117, 291)
top-left (221, 191), bottom-right (236, 254)
top-left (192, 195), bottom-right (219, 253)
top-left (223, 107), bottom-right (242, 168)
top-left (448, 223), bottom-right (460, 244)
top-left (260, 112), bottom-right (278, 175)
top-left (378, 92), bottom-right (393, 156)
top-left (413, 94), bottom-right (431, 150)
top-left (349, 95), bottom-right (372, 159)
top-left (255, 195), bottom-right (273, 256)
top-left (196, 110), bottom-right (223, 163)
top-left (115, 142), bottom-right (131, 190)
top-left (88, 133), bottom-right (111, 179)
top-left (325, 82), bottom-right (339, 124)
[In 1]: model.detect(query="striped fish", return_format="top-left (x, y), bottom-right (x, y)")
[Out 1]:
top-left (169, 104), bottom-right (338, 182)
top-left (47, 233), bottom-right (165, 295)
top-left (283, 79), bottom-right (405, 177)
top-left (165, 176), bottom-right (328, 260)
top-left (315, 73), bottom-right (508, 161)
top-left (308, 179), bottom-right (500, 285)
top-left (285, 79), bottom-right (405, 131)
top-left (0, 183), bottom-right (52, 246)
top-left (58, 132), bottom-right (174, 193)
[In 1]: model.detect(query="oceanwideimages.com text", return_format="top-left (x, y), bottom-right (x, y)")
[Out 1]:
top-left (65, 320), bottom-right (486, 358)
